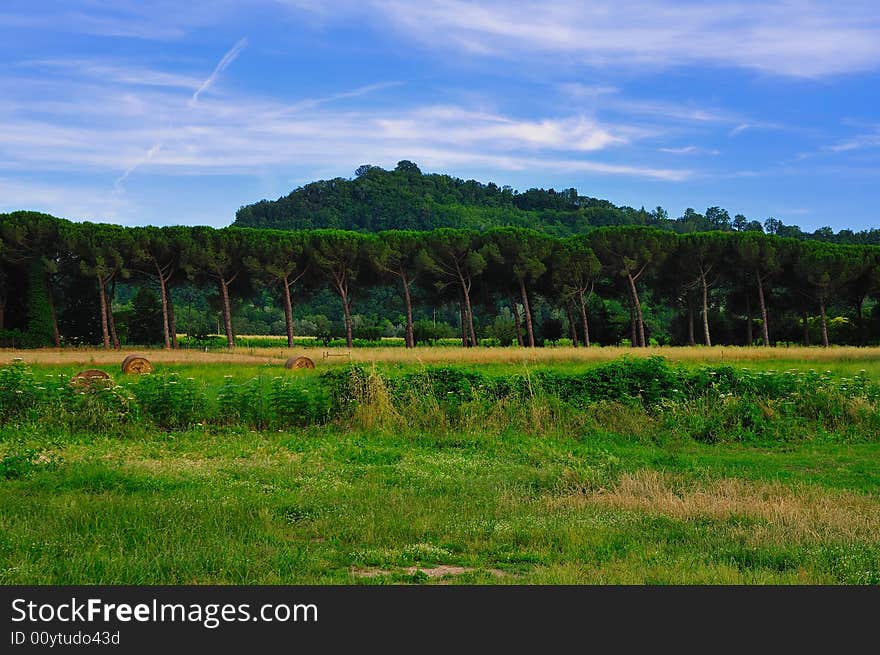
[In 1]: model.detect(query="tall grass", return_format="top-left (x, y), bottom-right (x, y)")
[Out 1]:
top-left (2, 357), bottom-right (878, 442)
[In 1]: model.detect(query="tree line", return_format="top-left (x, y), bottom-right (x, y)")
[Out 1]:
top-left (235, 161), bottom-right (880, 246)
top-left (3, 211), bottom-right (880, 349)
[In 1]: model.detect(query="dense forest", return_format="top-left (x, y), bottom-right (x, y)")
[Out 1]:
top-left (235, 161), bottom-right (880, 245)
top-left (2, 210), bottom-right (879, 349)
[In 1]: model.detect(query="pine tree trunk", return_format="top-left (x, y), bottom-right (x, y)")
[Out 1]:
top-left (341, 291), bottom-right (353, 348)
top-left (509, 292), bottom-right (523, 346)
top-left (167, 293), bottom-right (178, 349)
top-left (627, 273), bottom-right (646, 347)
top-left (219, 278), bottom-right (235, 349)
top-left (701, 269), bottom-right (711, 347)
top-left (401, 274), bottom-right (414, 349)
top-left (97, 276), bottom-right (110, 349)
top-left (461, 282), bottom-right (477, 347)
top-left (687, 295), bottom-right (695, 346)
top-left (856, 298), bottom-right (865, 346)
top-left (746, 294), bottom-right (753, 346)
top-left (819, 300), bottom-right (829, 347)
top-left (519, 278), bottom-right (535, 347)
top-left (281, 275), bottom-right (295, 348)
top-left (459, 296), bottom-right (468, 347)
top-left (157, 263), bottom-right (171, 350)
top-left (107, 281), bottom-right (120, 349)
top-left (579, 292), bottom-right (591, 347)
top-left (756, 271), bottom-right (770, 347)
top-left (629, 297), bottom-right (637, 348)
top-left (566, 302), bottom-right (578, 347)
top-left (802, 312), bottom-right (810, 346)
top-left (46, 276), bottom-right (60, 347)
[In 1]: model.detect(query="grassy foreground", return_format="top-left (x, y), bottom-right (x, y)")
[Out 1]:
top-left (1, 349), bottom-right (879, 584)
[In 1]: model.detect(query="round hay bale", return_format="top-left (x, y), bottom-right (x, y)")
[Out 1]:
top-left (70, 369), bottom-right (111, 390)
top-left (284, 356), bottom-right (315, 370)
top-left (121, 354), bottom-right (153, 374)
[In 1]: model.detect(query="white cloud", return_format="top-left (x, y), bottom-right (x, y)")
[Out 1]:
top-left (0, 65), bottom-right (687, 185)
top-left (17, 59), bottom-right (202, 90)
top-left (828, 126), bottom-right (880, 152)
top-left (659, 146), bottom-right (721, 156)
top-left (353, 0), bottom-right (880, 77)
top-left (0, 1), bottom-right (232, 40)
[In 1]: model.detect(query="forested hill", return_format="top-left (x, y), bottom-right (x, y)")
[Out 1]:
top-left (234, 160), bottom-right (880, 244)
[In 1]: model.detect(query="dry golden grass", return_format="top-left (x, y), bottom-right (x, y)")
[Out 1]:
top-left (0, 347), bottom-right (289, 367)
top-left (552, 469), bottom-right (880, 543)
top-left (5, 344), bottom-right (880, 367)
top-left (344, 344), bottom-right (880, 366)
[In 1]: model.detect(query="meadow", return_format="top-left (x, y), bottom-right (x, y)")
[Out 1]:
top-left (1, 345), bottom-right (879, 584)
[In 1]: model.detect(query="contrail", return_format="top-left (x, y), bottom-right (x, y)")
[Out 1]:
top-left (116, 142), bottom-right (162, 188)
top-left (285, 81), bottom-right (405, 113)
top-left (116, 37), bottom-right (247, 188)
top-left (190, 37), bottom-right (248, 106)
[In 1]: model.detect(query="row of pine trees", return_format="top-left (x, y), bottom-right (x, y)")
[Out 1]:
top-left (2, 211), bottom-right (879, 349)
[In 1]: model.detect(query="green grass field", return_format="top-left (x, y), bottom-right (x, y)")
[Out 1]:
top-left (1, 348), bottom-right (879, 584)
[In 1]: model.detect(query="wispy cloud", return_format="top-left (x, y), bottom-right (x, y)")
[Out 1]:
top-left (560, 83), bottom-right (763, 132)
top-left (18, 59), bottom-right (202, 90)
top-left (345, 0), bottom-right (880, 77)
top-left (0, 67), bottom-right (687, 186)
top-left (659, 146), bottom-right (720, 156)
top-left (728, 121), bottom-right (782, 137)
top-left (828, 125), bottom-right (880, 152)
top-left (0, 1), bottom-right (227, 41)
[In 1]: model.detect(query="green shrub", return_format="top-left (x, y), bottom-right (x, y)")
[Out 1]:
top-left (217, 376), bottom-right (268, 428)
top-left (60, 380), bottom-right (137, 430)
top-left (130, 373), bottom-right (203, 429)
top-left (320, 364), bottom-right (371, 416)
top-left (270, 377), bottom-right (329, 427)
top-left (535, 356), bottom-right (680, 407)
top-left (397, 367), bottom-right (487, 406)
top-left (0, 362), bottom-right (43, 422)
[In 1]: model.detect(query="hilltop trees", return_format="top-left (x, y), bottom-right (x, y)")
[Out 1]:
top-left (233, 162), bottom-right (880, 247)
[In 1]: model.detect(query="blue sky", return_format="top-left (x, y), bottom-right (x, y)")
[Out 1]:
top-left (1, 1), bottom-right (879, 231)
